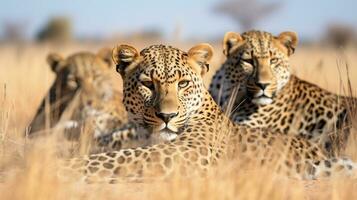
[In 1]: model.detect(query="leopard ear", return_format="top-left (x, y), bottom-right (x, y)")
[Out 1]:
top-left (188, 43), bottom-right (213, 77)
top-left (47, 53), bottom-right (65, 72)
top-left (277, 31), bottom-right (298, 56)
top-left (112, 45), bottom-right (140, 77)
top-left (223, 32), bottom-right (243, 56)
top-left (97, 47), bottom-right (113, 67)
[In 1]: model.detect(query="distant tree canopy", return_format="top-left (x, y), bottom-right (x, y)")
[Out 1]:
top-left (133, 28), bottom-right (163, 40)
top-left (36, 17), bottom-right (72, 43)
top-left (213, 0), bottom-right (281, 31)
top-left (2, 21), bottom-right (27, 42)
top-left (325, 23), bottom-right (356, 48)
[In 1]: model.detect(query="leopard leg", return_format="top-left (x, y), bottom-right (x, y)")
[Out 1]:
top-left (305, 157), bottom-right (356, 179)
top-left (95, 122), bottom-right (150, 150)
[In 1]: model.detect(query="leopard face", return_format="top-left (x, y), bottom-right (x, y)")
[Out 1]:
top-left (112, 44), bottom-right (213, 140)
top-left (28, 48), bottom-right (115, 136)
top-left (47, 48), bottom-right (114, 101)
top-left (223, 31), bottom-right (298, 105)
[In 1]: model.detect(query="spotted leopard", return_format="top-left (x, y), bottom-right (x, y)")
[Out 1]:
top-left (28, 49), bottom-right (148, 151)
top-left (60, 44), bottom-right (356, 183)
top-left (209, 30), bottom-right (356, 156)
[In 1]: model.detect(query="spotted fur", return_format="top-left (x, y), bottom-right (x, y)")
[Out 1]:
top-left (27, 50), bottom-right (147, 151)
top-left (60, 44), bottom-right (356, 183)
top-left (209, 30), bottom-right (356, 156)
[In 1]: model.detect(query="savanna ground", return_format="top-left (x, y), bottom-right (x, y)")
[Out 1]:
top-left (0, 41), bottom-right (357, 199)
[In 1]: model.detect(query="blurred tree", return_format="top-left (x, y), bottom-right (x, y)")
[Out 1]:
top-left (213, 0), bottom-right (281, 30)
top-left (131, 28), bottom-right (163, 41)
top-left (325, 23), bottom-right (356, 48)
top-left (140, 29), bottom-right (162, 40)
top-left (36, 17), bottom-right (72, 43)
top-left (2, 20), bottom-right (27, 42)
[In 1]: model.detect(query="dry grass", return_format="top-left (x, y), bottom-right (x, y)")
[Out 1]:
top-left (0, 43), bottom-right (357, 200)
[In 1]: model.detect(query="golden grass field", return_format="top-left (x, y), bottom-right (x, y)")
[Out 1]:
top-left (0, 42), bottom-right (357, 199)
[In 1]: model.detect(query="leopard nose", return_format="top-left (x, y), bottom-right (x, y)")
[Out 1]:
top-left (256, 83), bottom-right (270, 90)
top-left (155, 112), bottom-right (178, 123)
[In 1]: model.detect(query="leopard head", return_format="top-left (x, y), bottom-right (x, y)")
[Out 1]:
top-left (112, 44), bottom-right (213, 140)
top-left (223, 30), bottom-right (298, 105)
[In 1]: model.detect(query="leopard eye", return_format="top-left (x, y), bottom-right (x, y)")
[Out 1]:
top-left (141, 81), bottom-right (154, 90)
top-left (241, 58), bottom-right (254, 65)
top-left (67, 75), bottom-right (78, 89)
top-left (178, 80), bottom-right (190, 89)
top-left (270, 58), bottom-right (279, 64)
top-left (93, 71), bottom-right (102, 79)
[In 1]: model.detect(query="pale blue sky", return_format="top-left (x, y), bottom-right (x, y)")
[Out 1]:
top-left (0, 0), bottom-right (356, 40)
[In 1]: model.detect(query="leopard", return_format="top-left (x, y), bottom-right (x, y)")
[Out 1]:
top-left (60, 44), bottom-right (356, 183)
top-left (27, 49), bottom-right (148, 151)
top-left (27, 51), bottom-right (83, 136)
top-left (209, 30), bottom-right (356, 157)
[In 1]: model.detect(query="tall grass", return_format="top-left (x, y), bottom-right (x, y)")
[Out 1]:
top-left (0, 44), bottom-right (357, 199)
